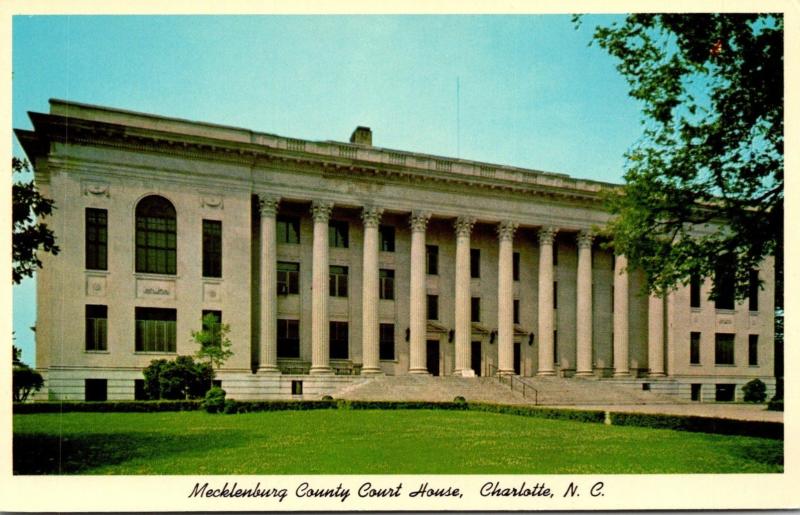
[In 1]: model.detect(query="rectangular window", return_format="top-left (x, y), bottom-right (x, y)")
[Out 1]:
top-left (201, 310), bottom-right (222, 347)
top-left (691, 384), bottom-right (701, 402)
top-left (714, 257), bottom-right (736, 310)
top-left (553, 243), bottom-right (559, 267)
top-left (426, 245), bottom-right (439, 275)
top-left (749, 270), bottom-right (759, 311)
top-left (277, 261), bottom-right (300, 294)
top-left (513, 252), bottom-right (520, 281)
top-left (202, 219), bottom-right (222, 278)
top-left (715, 384), bottom-right (735, 402)
top-left (470, 248), bottom-right (480, 278)
top-left (379, 225), bottom-right (395, 252)
top-left (554, 330), bottom-right (558, 363)
top-left (85, 208), bottom-right (107, 270)
top-left (329, 321), bottom-right (349, 359)
top-left (276, 216), bottom-right (300, 244)
top-left (379, 269), bottom-right (395, 300)
top-left (749, 334), bottom-right (758, 366)
top-left (553, 281), bottom-right (558, 310)
top-left (471, 297), bottom-right (480, 322)
top-left (379, 323), bottom-right (395, 361)
top-left (85, 305), bottom-right (108, 351)
top-left (135, 307), bottom-right (177, 353)
top-left (690, 332), bottom-right (701, 365)
top-left (277, 319), bottom-right (300, 358)
top-left (329, 265), bottom-right (349, 297)
top-left (690, 273), bottom-right (701, 308)
top-left (329, 220), bottom-right (349, 248)
top-left (427, 294), bottom-right (439, 321)
top-left (513, 299), bottom-right (520, 324)
top-left (291, 380), bottom-right (303, 395)
top-left (84, 379), bottom-right (107, 402)
top-left (134, 379), bottom-right (148, 400)
top-left (714, 333), bottom-right (735, 365)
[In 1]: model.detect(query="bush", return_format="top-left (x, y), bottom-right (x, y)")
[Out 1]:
top-left (13, 400), bottom-right (201, 414)
top-left (742, 379), bottom-right (767, 403)
top-left (609, 411), bottom-right (782, 440)
top-left (453, 396), bottom-right (466, 404)
top-left (143, 356), bottom-right (214, 400)
top-left (12, 366), bottom-right (44, 402)
top-left (767, 395), bottom-right (783, 412)
top-left (202, 387), bottom-right (226, 413)
top-left (223, 399), bottom-right (239, 414)
top-left (321, 395), bottom-right (333, 401)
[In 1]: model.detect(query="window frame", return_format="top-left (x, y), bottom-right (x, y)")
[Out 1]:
top-left (427, 294), bottom-right (439, 321)
top-left (690, 273), bottom-right (702, 308)
top-left (513, 299), bottom-right (520, 324)
top-left (85, 304), bottom-right (108, 351)
top-left (512, 252), bottom-right (520, 281)
top-left (714, 333), bottom-right (735, 366)
top-left (471, 297), bottom-right (481, 323)
top-left (277, 319), bottom-right (300, 358)
top-left (470, 248), bottom-right (480, 278)
top-left (202, 219), bottom-right (222, 278)
top-left (135, 307), bottom-right (177, 353)
top-left (379, 268), bottom-right (395, 300)
top-left (426, 245), bottom-right (439, 275)
top-left (379, 323), bottom-right (395, 361)
top-left (276, 216), bottom-right (300, 244)
top-left (690, 332), bottom-right (701, 365)
top-left (329, 265), bottom-right (349, 297)
top-left (379, 225), bottom-right (395, 252)
top-left (329, 321), bottom-right (349, 360)
top-left (748, 334), bottom-right (759, 366)
top-left (85, 208), bottom-right (108, 271)
top-left (748, 270), bottom-right (760, 311)
top-left (329, 220), bottom-right (349, 248)
top-left (277, 261), bottom-right (300, 295)
top-left (135, 196), bottom-right (177, 275)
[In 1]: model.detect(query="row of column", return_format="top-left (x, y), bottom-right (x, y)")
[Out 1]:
top-left (257, 195), bottom-right (666, 377)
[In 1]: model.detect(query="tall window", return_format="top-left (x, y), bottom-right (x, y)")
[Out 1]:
top-left (277, 216), bottom-right (300, 244)
top-left (135, 307), bottom-right (176, 352)
top-left (553, 243), bottom-right (559, 267)
top-left (277, 262), bottom-right (300, 294)
top-left (554, 330), bottom-right (558, 363)
top-left (470, 249), bottom-right (480, 278)
top-left (202, 220), bottom-right (222, 278)
top-left (748, 270), bottom-right (759, 311)
top-left (427, 294), bottom-right (439, 320)
top-left (471, 297), bottom-right (481, 322)
top-left (201, 310), bottom-right (222, 347)
top-left (379, 323), bottom-right (395, 360)
top-left (553, 281), bottom-right (558, 309)
top-left (379, 269), bottom-right (395, 300)
top-left (749, 335), bottom-right (759, 366)
top-left (379, 225), bottom-right (395, 252)
top-left (690, 274), bottom-right (701, 308)
top-left (277, 319), bottom-right (300, 358)
top-left (329, 220), bottom-right (349, 248)
top-left (135, 196), bottom-right (176, 275)
top-left (330, 265), bottom-right (348, 297)
top-left (714, 333), bottom-right (735, 365)
top-left (714, 257), bottom-right (736, 310)
top-left (426, 245), bottom-right (439, 275)
top-left (513, 252), bottom-right (520, 281)
top-left (513, 299), bottom-right (520, 324)
top-left (329, 321), bottom-right (349, 359)
top-left (85, 305), bottom-right (108, 351)
top-left (85, 208), bottom-right (107, 270)
top-left (690, 332), bottom-right (701, 365)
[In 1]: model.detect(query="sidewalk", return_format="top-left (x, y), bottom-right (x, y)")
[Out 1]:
top-left (555, 402), bottom-right (783, 422)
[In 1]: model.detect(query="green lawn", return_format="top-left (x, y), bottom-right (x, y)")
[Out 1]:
top-left (13, 409), bottom-right (782, 474)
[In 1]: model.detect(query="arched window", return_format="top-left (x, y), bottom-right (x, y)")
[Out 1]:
top-left (135, 195), bottom-right (177, 274)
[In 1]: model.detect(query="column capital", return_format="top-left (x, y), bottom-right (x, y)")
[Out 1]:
top-left (361, 206), bottom-right (384, 229)
top-left (454, 216), bottom-right (476, 237)
top-left (497, 220), bottom-right (519, 242)
top-left (258, 195), bottom-right (281, 217)
top-left (310, 200), bottom-right (334, 223)
top-left (409, 211), bottom-right (431, 233)
top-left (577, 230), bottom-right (595, 249)
top-left (538, 226), bottom-right (558, 245)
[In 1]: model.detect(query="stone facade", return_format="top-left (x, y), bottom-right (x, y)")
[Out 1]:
top-left (16, 99), bottom-right (776, 401)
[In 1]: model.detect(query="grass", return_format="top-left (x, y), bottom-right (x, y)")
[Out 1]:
top-left (13, 409), bottom-right (782, 474)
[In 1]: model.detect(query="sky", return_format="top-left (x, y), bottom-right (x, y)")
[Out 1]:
top-left (11, 14), bottom-right (644, 366)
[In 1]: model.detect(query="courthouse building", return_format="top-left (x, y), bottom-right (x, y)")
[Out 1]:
top-left (16, 100), bottom-right (776, 402)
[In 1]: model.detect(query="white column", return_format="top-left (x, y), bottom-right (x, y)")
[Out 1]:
top-left (454, 216), bottom-right (476, 376)
top-left (575, 231), bottom-right (594, 376)
top-left (537, 226), bottom-right (558, 376)
top-left (613, 254), bottom-right (630, 377)
top-left (408, 211), bottom-right (431, 374)
top-left (258, 195), bottom-right (281, 373)
top-left (361, 206), bottom-right (384, 375)
top-left (497, 221), bottom-right (518, 376)
top-left (310, 200), bottom-right (333, 375)
top-left (648, 294), bottom-right (666, 376)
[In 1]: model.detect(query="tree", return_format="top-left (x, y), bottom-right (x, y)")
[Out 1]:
top-left (142, 356), bottom-right (213, 400)
top-left (12, 157), bottom-right (60, 284)
top-left (12, 344), bottom-right (44, 402)
top-left (581, 14), bottom-right (783, 300)
top-left (192, 313), bottom-right (233, 372)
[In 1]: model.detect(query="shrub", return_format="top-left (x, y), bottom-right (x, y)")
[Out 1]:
top-left (321, 395), bottom-right (333, 401)
top-left (143, 356), bottom-right (214, 400)
top-left (767, 395), bottom-right (783, 412)
top-left (13, 400), bottom-right (202, 414)
top-left (609, 411), bottom-right (782, 440)
top-left (742, 379), bottom-right (767, 403)
top-left (453, 396), bottom-right (466, 404)
top-left (223, 399), bottom-right (238, 414)
top-left (12, 366), bottom-right (44, 402)
top-left (202, 387), bottom-right (226, 413)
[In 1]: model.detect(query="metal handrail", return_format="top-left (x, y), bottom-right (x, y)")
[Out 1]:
top-left (487, 364), bottom-right (538, 405)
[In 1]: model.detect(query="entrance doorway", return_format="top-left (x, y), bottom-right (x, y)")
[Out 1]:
top-left (426, 340), bottom-right (440, 376)
top-left (514, 342), bottom-right (521, 375)
top-left (471, 341), bottom-right (482, 376)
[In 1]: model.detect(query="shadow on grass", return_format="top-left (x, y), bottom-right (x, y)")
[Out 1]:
top-left (13, 432), bottom-right (215, 474)
top-left (729, 439), bottom-right (784, 468)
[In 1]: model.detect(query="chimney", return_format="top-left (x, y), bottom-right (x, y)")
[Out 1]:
top-left (350, 126), bottom-right (372, 146)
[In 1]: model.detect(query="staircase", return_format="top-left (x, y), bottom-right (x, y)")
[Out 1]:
top-left (332, 375), bottom-right (685, 406)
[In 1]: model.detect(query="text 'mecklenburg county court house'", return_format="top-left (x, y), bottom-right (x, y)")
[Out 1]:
top-left (15, 100), bottom-right (777, 403)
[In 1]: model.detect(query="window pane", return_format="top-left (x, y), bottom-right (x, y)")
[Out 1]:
top-left (202, 220), bottom-right (222, 278)
top-left (470, 248), bottom-right (480, 278)
top-left (86, 208), bottom-right (108, 270)
top-left (135, 196), bottom-right (177, 275)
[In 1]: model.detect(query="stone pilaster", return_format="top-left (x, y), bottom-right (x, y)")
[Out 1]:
top-left (613, 254), bottom-right (630, 377)
top-left (310, 200), bottom-right (334, 375)
top-left (258, 195), bottom-right (281, 373)
top-left (454, 216), bottom-right (476, 376)
top-left (537, 226), bottom-right (558, 376)
top-left (497, 221), bottom-right (518, 376)
top-left (575, 231), bottom-right (594, 376)
top-left (361, 206), bottom-right (384, 375)
top-left (408, 211), bottom-right (431, 374)
top-left (648, 294), bottom-right (666, 376)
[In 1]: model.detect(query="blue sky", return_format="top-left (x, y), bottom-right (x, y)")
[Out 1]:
top-left (12, 15), bottom-right (644, 366)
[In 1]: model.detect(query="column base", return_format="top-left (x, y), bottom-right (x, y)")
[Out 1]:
top-left (613, 370), bottom-right (631, 377)
top-left (408, 367), bottom-right (431, 375)
top-left (574, 370), bottom-right (594, 377)
top-left (257, 365), bottom-right (281, 375)
top-left (360, 368), bottom-right (384, 376)
top-left (309, 366), bottom-right (334, 375)
top-left (456, 369), bottom-right (476, 378)
top-left (537, 370), bottom-right (556, 377)
top-left (648, 372), bottom-right (666, 377)
top-left (497, 369), bottom-right (515, 377)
